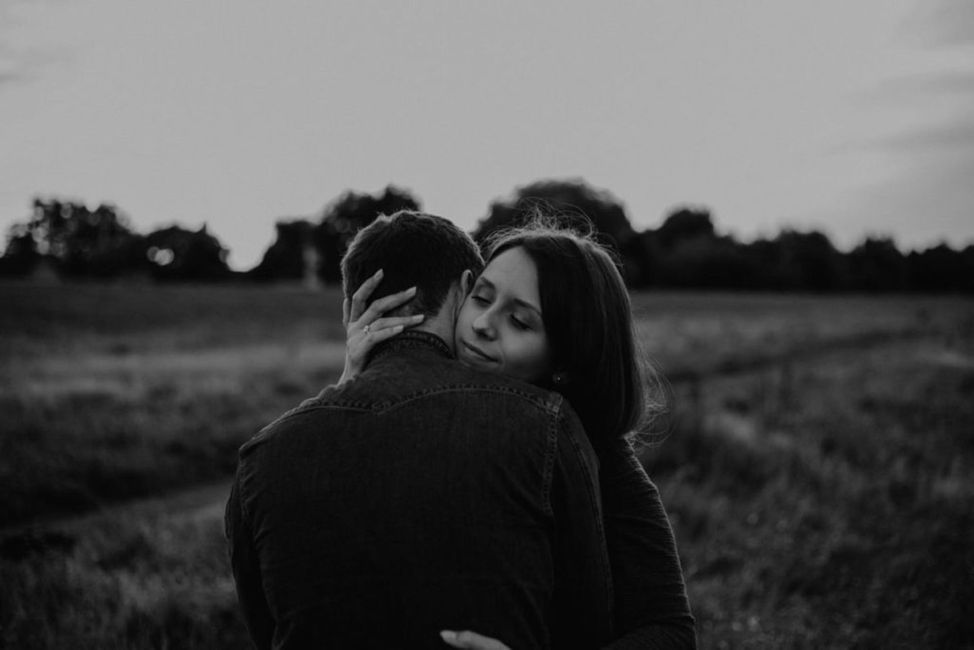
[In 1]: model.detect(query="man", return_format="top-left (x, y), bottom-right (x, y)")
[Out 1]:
top-left (226, 211), bottom-right (612, 649)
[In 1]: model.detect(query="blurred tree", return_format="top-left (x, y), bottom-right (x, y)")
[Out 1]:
top-left (847, 237), bottom-right (908, 292)
top-left (655, 206), bottom-right (716, 249)
top-left (962, 246), bottom-right (974, 294)
top-left (144, 225), bottom-right (232, 282)
top-left (62, 203), bottom-right (145, 277)
top-left (17, 198), bottom-right (144, 278)
top-left (473, 178), bottom-right (637, 248)
top-left (907, 243), bottom-right (974, 293)
top-left (6, 188), bottom-right (969, 293)
top-left (626, 229), bottom-right (662, 288)
top-left (637, 205), bottom-right (753, 289)
top-left (250, 219), bottom-right (315, 282)
top-left (315, 185), bottom-right (421, 284)
top-left (742, 238), bottom-right (790, 291)
top-left (658, 236), bottom-right (760, 289)
top-left (26, 197), bottom-right (68, 258)
top-left (0, 222), bottom-right (41, 277)
top-left (472, 178), bottom-right (644, 284)
top-left (767, 229), bottom-right (845, 291)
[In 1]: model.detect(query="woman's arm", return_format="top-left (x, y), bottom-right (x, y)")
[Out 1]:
top-left (598, 437), bottom-right (697, 650)
top-left (433, 439), bottom-right (695, 650)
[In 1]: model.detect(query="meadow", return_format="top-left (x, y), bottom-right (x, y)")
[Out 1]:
top-left (1, 281), bottom-right (972, 648)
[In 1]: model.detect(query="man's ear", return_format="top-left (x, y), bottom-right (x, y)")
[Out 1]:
top-left (450, 270), bottom-right (475, 322)
top-left (460, 269), bottom-right (474, 296)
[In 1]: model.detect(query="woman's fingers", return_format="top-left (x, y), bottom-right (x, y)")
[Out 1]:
top-left (349, 271), bottom-right (419, 328)
top-left (348, 269), bottom-right (384, 322)
top-left (356, 314), bottom-right (424, 340)
top-left (340, 271), bottom-right (422, 385)
top-left (360, 285), bottom-right (417, 323)
top-left (439, 630), bottom-right (510, 650)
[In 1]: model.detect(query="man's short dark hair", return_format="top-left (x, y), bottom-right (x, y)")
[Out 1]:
top-left (341, 210), bottom-right (485, 316)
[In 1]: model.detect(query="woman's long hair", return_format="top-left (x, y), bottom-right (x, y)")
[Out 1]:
top-left (483, 216), bottom-right (668, 445)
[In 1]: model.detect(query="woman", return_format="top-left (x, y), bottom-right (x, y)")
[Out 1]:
top-left (341, 222), bottom-right (695, 649)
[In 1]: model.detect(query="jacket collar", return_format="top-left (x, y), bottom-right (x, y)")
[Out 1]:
top-left (370, 329), bottom-right (453, 362)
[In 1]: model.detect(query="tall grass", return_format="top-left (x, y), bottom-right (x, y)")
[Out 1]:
top-left (1, 492), bottom-right (249, 648)
top-left (646, 333), bottom-right (974, 647)
top-left (2, 282), bottom-right (347, 526)
top-left (2, 281), bottom-right (973, 647)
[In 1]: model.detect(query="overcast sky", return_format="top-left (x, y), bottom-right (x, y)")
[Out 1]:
top-left (2, 0), bottom-right (973, 270)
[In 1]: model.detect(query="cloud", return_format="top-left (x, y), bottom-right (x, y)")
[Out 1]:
top-left (905, 0), bottom-right (974, 47)
top-left (931, 0), bottom-right (974, 46)
top-left (863, 153), bottom-right (974, 249)
top-left (879, 117), bottom-right (974, 153)
top-left (831, 134), bottom-right (974, 250)
top-left (870, 69), bottom-right (974, 100)
top-left (852, 87), bottom-right (974, 160)
top-left (0, 0), bottom-right (66, 89)
top-left (0, 57), bottom-right (34, 92)
top-left (854, 70), bottom-right (974, 154)
top-left (851, 65), bottom-right (974, 156)
top-left (842, 19), bottom-right (974, 249)
top-left (844, 91), bottom-right (974, 248)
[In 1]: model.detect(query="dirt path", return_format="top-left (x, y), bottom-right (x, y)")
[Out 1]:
top-left (0, 479), bottom-right (233, 541)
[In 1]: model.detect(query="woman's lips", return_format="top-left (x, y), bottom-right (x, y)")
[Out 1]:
top-left (461, 341), bottom-right (496, 363)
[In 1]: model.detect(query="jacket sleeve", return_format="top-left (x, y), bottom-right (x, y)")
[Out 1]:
top-left (225, 474), bottom-right (275, 650)
top-left (598, 437), bottom-right (697, 650)
top-left (549, 407), bottom-right (616, 648)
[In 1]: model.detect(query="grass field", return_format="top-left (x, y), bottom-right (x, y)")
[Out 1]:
top-left (2, 281), bottom-right (972, 648)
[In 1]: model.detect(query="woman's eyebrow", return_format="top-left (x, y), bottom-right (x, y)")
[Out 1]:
top-left (479, 275), bottom-right (542, 316)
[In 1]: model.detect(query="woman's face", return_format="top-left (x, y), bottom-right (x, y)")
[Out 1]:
top-left (454, 246), bottom-right (553, 383)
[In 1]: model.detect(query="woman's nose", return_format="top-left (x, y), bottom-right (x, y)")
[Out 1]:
top-left (472, 312), bottom-right (496, 339)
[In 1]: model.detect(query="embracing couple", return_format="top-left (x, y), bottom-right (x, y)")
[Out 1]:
top-left (226, 211), bottom-right (695, 649)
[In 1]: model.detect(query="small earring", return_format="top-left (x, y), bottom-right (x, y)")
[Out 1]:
top-left (552, 372), bottom-right (568, 386)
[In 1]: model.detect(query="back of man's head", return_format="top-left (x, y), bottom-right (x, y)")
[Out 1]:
top-left (341, 210), bottom-right (484, 317)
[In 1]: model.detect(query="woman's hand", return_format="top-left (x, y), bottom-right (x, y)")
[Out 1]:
top-left (338, 269), bottom-right (425, 384)
top-left (440, 630), bottom-right (511, 650)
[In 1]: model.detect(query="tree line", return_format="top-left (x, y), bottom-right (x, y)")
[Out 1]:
top-left (1, 179), bottom-right (971, 292)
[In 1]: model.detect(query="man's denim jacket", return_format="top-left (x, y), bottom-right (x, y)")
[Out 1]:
top-left (226, 331), bottom-right (613, 649)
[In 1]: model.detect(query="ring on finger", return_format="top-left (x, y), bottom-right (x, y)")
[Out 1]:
top-left (363, 324), bottom-right (371, 334)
